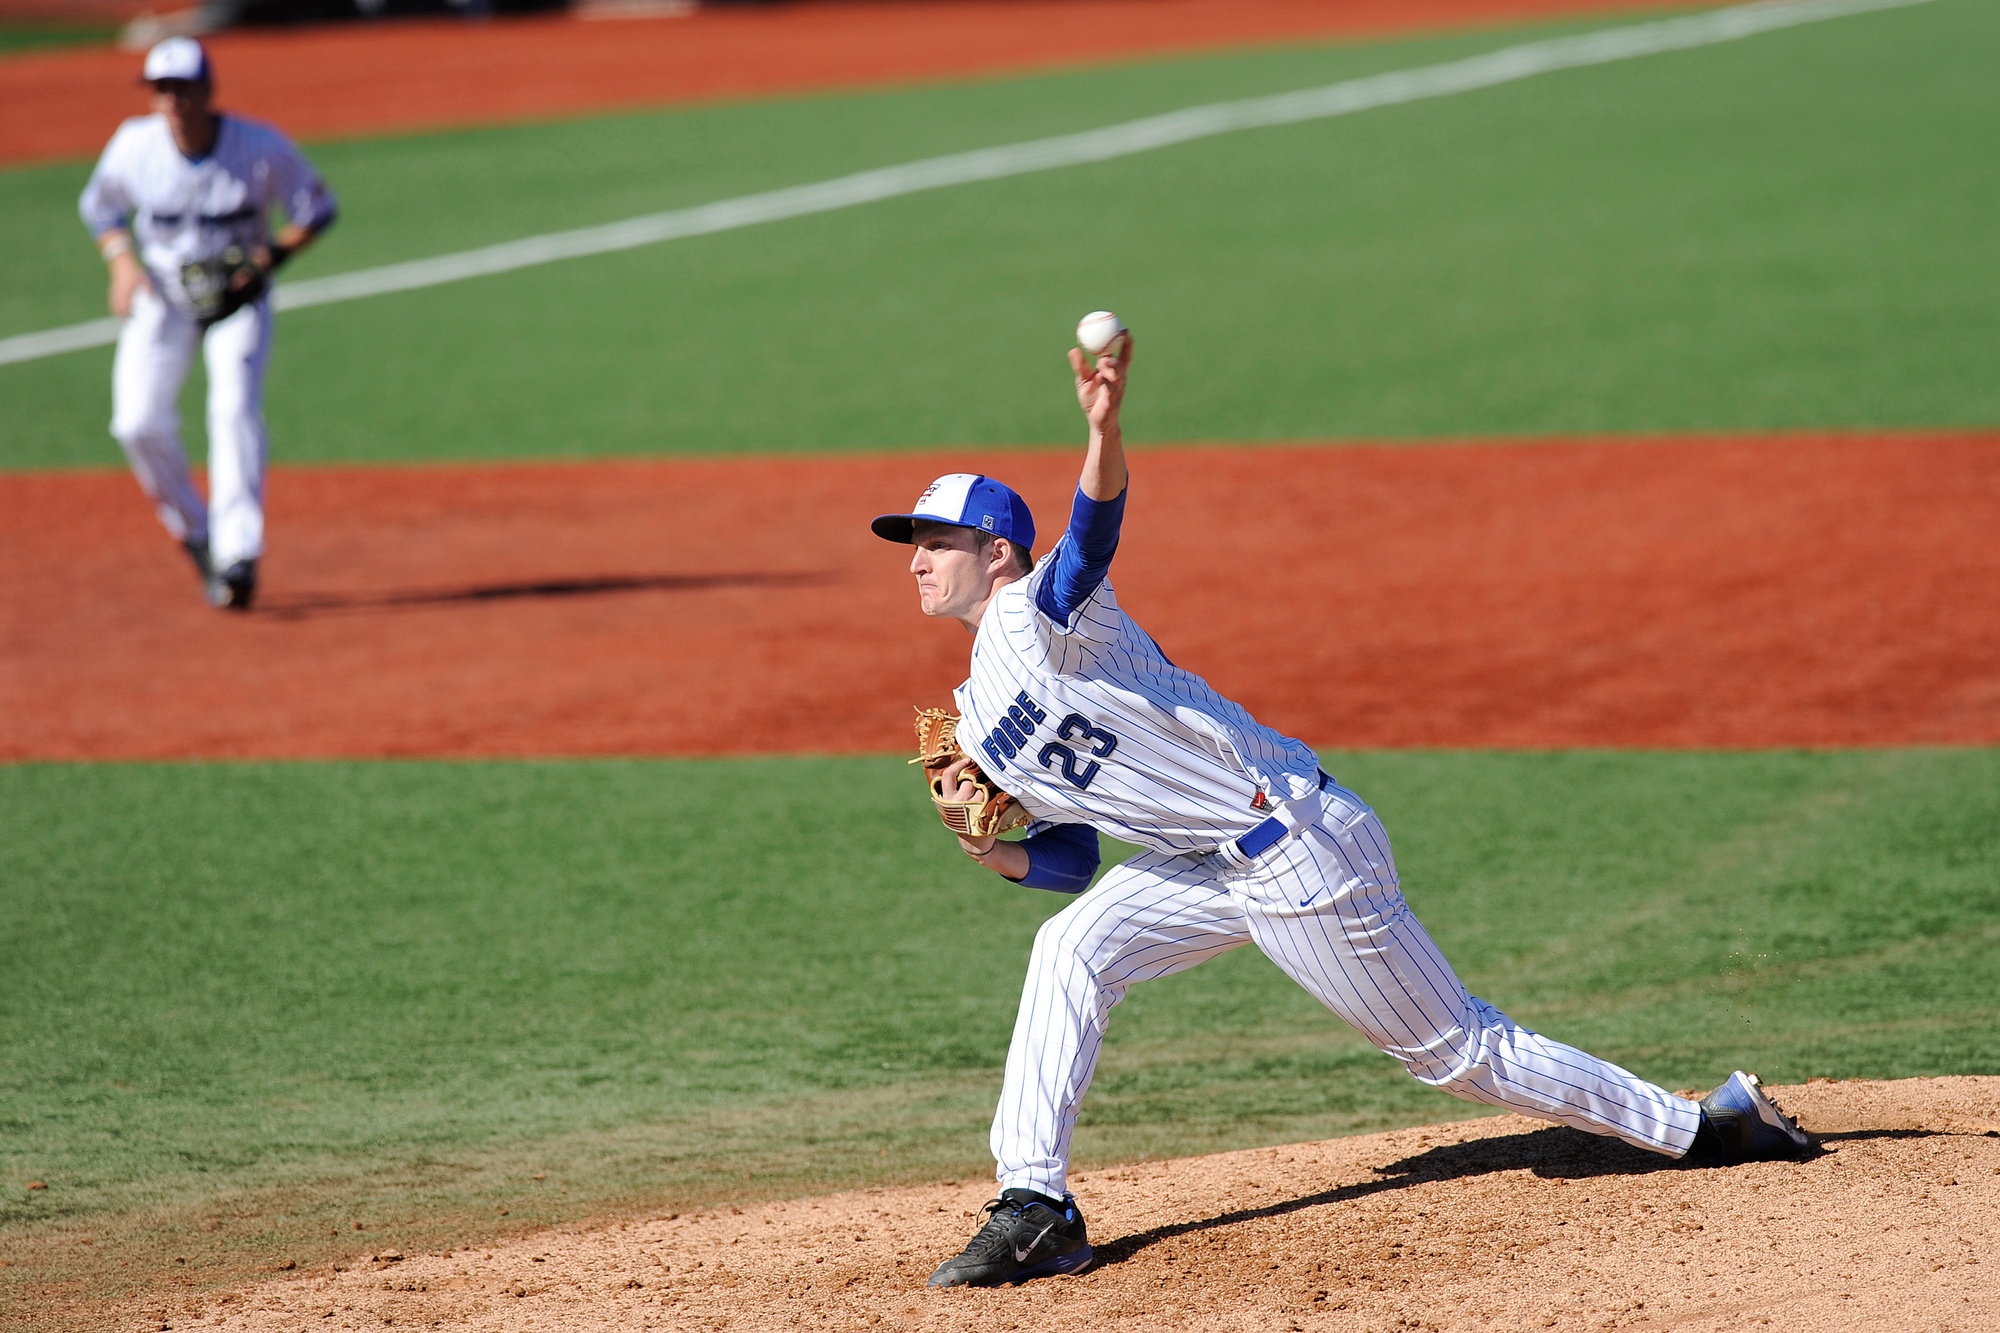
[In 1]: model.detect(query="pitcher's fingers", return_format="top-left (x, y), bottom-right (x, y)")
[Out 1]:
top-left (939, 755), bottom-right (981, 795)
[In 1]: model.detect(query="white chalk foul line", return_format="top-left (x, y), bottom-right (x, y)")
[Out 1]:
top-left (0, 0), bottom-right (1932, 369)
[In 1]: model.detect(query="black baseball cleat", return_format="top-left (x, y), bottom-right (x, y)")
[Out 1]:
top-left (207, 557), bottom-right (258, 611)
top-left (1684, 1071), bottom-right (1813, 1164)
top-left (927, 1188), bottom-right (1092, 1288)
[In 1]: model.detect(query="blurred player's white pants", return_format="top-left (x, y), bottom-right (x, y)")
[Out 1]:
top-left (993, 783), bottom-right (1701, 1199)
top-left (110, 285), bottom-right (272, 569)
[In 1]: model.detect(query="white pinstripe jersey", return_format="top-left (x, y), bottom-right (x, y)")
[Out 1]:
top-left (952, 559), bottom-right (1323, 856)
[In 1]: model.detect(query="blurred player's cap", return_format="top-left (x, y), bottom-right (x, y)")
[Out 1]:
top-left (872, 473), bottom-right (1035, 550)
top-left (143, 37), bottom-right (211, 84)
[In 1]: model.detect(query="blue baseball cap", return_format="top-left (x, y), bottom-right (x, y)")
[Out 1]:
top-left (871, 473), bottom-right (1035, 551)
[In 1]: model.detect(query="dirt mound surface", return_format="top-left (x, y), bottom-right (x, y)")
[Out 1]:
top-left (124, 1077), bottom-right (1999, 1332)
top-left (3, 0), bottom-right (1684, 165)
top-left (5, 432), bottom-right (1998, 760)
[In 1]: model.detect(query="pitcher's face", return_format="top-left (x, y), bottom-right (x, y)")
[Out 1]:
top-left (909, 521), bottom-right (1000, 622)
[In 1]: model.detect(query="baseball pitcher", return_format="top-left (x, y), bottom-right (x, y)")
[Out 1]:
top-left (874, 329), bottom-right (1811, 1289)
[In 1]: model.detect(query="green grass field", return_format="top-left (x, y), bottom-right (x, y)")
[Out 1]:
top-left (6, 750), bottom-right (1998, 1305)
top-left (3, 0), bottom-right (1996, 468)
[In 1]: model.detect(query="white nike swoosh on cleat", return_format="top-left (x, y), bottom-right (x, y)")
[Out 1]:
top-left (1013, 1222), bottom-right (1056, 1263)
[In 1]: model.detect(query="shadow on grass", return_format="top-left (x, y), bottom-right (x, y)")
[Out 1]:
top-left (259, 570), bottom-right (831, 618)
top-left (1092, 1124), bottom-right (1818, 1269)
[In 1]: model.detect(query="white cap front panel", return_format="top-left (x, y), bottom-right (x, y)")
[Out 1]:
top-left (143, 37), bottom-right (209, 82)
top-left (912, 473), bottom-right (978, 524)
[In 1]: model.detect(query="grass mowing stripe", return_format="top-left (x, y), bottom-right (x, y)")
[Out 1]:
top-left (2, 748), bottom-right (1995, 1313)
top-left (0, 0), bottom-right (1933, 370)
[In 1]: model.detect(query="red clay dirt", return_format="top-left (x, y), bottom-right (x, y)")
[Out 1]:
top-left (1, 0), bottom-right (1687, 166)
top-left (4, 431), bottom-right (1997, 762)
top-left (120, 1076), bottom-right (2000, 1333)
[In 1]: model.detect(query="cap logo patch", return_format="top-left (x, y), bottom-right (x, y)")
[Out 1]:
top-left (981, 516), bottom-right (995, 531)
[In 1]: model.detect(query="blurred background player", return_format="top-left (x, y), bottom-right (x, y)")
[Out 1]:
top-left (79, 35), bottom-right (337, 610)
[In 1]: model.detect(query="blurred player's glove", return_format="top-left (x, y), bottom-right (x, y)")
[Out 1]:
top-left (180, 244), bottom-right (271, 326)
top-left (911, 707), bottom-right (1030, 840)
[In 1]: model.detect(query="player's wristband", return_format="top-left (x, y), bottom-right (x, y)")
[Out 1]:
top-left (99, 233), bottom-right (133, 262)
top-left (267, 241), bottom-right (294, 270)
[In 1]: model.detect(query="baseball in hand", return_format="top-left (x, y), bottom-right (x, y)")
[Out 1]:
top-left (1076, 310), bottom-right (1128, 359)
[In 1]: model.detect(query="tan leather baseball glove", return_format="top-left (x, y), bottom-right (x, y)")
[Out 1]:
top-left (911, 707), bottom-right (1030, 840)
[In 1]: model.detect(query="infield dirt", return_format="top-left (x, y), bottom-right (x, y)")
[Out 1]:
top-left (1, 0), bottom-right (1685, 166)
top-left (109, 1076), bottom-right (2000, 1332)
top-left (6, 431), bottom-right (1997, 760)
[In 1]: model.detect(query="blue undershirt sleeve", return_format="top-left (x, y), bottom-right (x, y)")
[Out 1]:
top-left (1034, 486), bottom-right (1127, 626)
top-left (1014, 822), bottom-right (1102, 894)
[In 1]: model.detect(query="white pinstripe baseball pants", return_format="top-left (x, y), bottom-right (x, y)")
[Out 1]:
top-left (992, 783), bottom-right (1700, 1199)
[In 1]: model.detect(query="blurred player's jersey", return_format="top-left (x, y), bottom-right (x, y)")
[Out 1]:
top-left (952, 558), bottom-right (1323, 856)
top-left (80, 114), bottom-right (335, 320)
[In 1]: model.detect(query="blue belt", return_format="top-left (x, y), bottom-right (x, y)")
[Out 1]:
top-left (1231, 770), bottom-right (1333, 861)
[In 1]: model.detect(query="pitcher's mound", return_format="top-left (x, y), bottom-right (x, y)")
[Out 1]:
top-left (163, 1077), bottom-right (1998, 1332)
